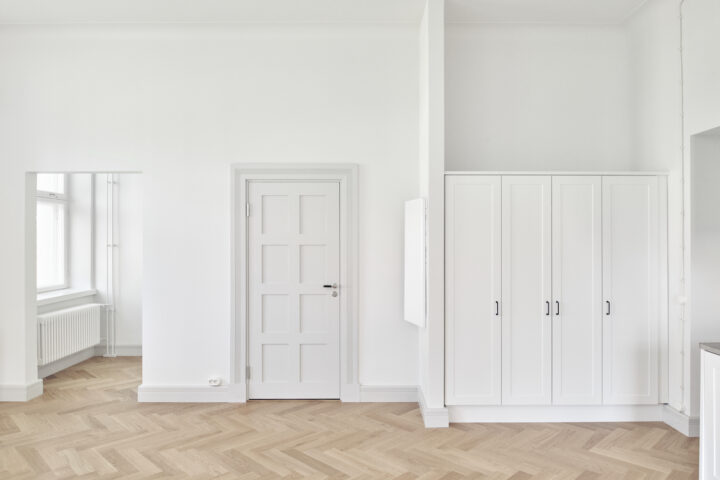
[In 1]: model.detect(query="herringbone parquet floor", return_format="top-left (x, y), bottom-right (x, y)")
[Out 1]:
top-left (0, 357), bottom-right (699, 479)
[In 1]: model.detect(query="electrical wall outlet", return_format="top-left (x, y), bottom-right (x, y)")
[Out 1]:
top-left (208, 377), bottom-right (222, 387)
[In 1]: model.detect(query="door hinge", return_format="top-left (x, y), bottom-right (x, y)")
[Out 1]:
top-left (246, 203), bottom-right (250, 217)
top-left (246, 366), bottom-right (250, 379)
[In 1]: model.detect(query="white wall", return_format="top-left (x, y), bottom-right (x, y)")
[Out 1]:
top-left (625, 0), bottom-right (684, 411)
top-left (116, 174), bottom-right (143, 349)
top-left (445, 24), bottom-right (634, 171)
top-left (683, 0), bottom-right (720, 418)
top-left (0, 23), bottom-right (420, 392)
top-left (418, 1), bottom-right (430, 407)
top-left (94, 174), bottom-right (143, 351)
top-left (417, 0), bottom-right (447, 423)
top-left (629, 0), bottom-right (720, 419)
top-left (626, 0), bottom-right (682, 172)
top-left (683, 0), bottom-right (720, 138)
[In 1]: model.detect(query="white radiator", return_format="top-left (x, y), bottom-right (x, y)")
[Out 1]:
top-left (37, 304), bottom-right (103, 366)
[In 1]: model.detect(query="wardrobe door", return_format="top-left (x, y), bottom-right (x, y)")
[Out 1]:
top-left (552, 176), bottom-right (602, 405)
top-left (445, 176), bottom-right (502, 405)
top-left (501, 176), bottom-right (552, 405)
top-left (602, 176), bottom-right (659, 405)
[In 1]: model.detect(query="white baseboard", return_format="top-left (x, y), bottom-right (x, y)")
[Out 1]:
top-left (0, 380), bottom-right (43, 402)
top-left (359, 385), bottom-right (418, 402)
top-left (37, 345), bottom-right (141, 380)
top-left (94, 345), bottom-right (142, 357)
top-left (39, 346), bottom-right (96, 378)
top-left (418, 387), bottom-right (449, 428)
top-left (341, 382), bottom-right (360, 402)
top-left (38, 344), bottom-right (142, 380)
top-left (139, 383), bottom-right (412, 403)
top-left (448, 404), bottom-right (664, 423)
top-left (662, 405), bottom-right (699, 437)
top-left (138, 384), bottom-right (245, 403)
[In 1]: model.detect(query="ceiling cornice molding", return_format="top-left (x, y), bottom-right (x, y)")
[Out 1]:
top-left (0, 0), bottom-right (425, 26)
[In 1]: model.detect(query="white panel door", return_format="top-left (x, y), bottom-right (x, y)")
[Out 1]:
top-left (701, 350), bottom-right (720, 480)
top-left (248, 181), bottom-right (340, 399)
top-left (552, 176), bottom-right (602, 405)
top-left (502, 176), bottom-right (552, 405)
top-left (445, 176), bottom-right (501, 405)
top-left (602, 176), bottom-right (659, 405)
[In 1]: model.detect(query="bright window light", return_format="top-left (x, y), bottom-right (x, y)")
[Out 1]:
top-left (36, 173), bottom-right (65, 195)
top-left (37, 201), bottom-right (67, 290)
top-left (36, 173), bottom-right (68, 292)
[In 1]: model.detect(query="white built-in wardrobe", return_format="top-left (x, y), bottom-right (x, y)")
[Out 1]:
top-left (445, 174), bottom-right (668, 408)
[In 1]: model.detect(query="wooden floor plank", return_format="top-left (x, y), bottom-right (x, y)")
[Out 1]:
top-left (0, 357), bottom-right (699, 478)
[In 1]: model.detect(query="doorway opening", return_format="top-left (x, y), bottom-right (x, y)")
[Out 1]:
top-left (30, 172), bottom-right (143, 392)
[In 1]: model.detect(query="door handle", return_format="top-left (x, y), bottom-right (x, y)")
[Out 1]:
top-left (606, 300), bottom-right (611, 316)
top-left (495, 301), bottom-right (500, 316)
top-left (555, 300), bottom-right (560, 316)
top-left (323, 284), bottom-right (338, 289)
top-left (545, 301), bottom-right (550, 316)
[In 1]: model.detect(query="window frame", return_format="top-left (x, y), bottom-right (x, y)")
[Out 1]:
top-left (36, 174), bottom-right (71, 293)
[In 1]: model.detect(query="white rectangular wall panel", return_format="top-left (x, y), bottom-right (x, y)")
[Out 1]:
top-left (445, 176), bottom-right (501, 405)
top-left (404, 198), bottom-right (426, 328)
top-left (602, 176), bottom-right (659, 405)
top-left (552, 176), bottom-right (603, 405)
top-left (248, 181), bottom-right (340, 399)
top-left (501, 176), bottom-right (552, 405)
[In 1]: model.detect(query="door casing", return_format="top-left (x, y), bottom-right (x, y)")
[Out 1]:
top-left (231, 164), bottom-right (359, 402)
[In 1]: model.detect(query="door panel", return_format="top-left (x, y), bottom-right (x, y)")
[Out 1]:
top-left (552, 176), bottom-right (602, 405)
top-left (248, 181), bottom-right (340, 399)
top-left (445, 176), bottom-right (502, 405)
top-left (502, 176), bottom-right (552, 405)
top-left (602, 176), bottom-right (659, 405)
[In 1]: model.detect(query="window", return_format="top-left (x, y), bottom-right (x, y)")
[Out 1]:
top-left (36, 174), bottom-right (68, 292)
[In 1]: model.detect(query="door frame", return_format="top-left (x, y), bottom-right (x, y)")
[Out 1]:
top-left (230, 163), bottom-right (359, 402)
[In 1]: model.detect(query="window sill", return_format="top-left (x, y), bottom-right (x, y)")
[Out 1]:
top-left (37, 288), bottom-right (97, 307)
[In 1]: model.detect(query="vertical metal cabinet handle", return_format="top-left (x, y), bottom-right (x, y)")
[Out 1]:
top-left (555, 301), bottom-right (560, 316)
top-left (495, 301), bottom-right (500, 316)
top-left (545, 301), bottom-right (550, 316)
top-left (606, 300), bottom-right (611, 316)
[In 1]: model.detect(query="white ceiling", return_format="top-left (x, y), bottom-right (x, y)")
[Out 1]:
top-left (0, 0), bottom-right (649, 25)
top-left (445, 0), bottom-right (649, 24)
top-left (0, 0), bottom-right (425, 25)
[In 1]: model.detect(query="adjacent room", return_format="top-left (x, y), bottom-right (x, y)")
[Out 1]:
top-left (33, 172), bottom-right (142, 380)
top-left (0, 0), bottom-right (719, 478)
